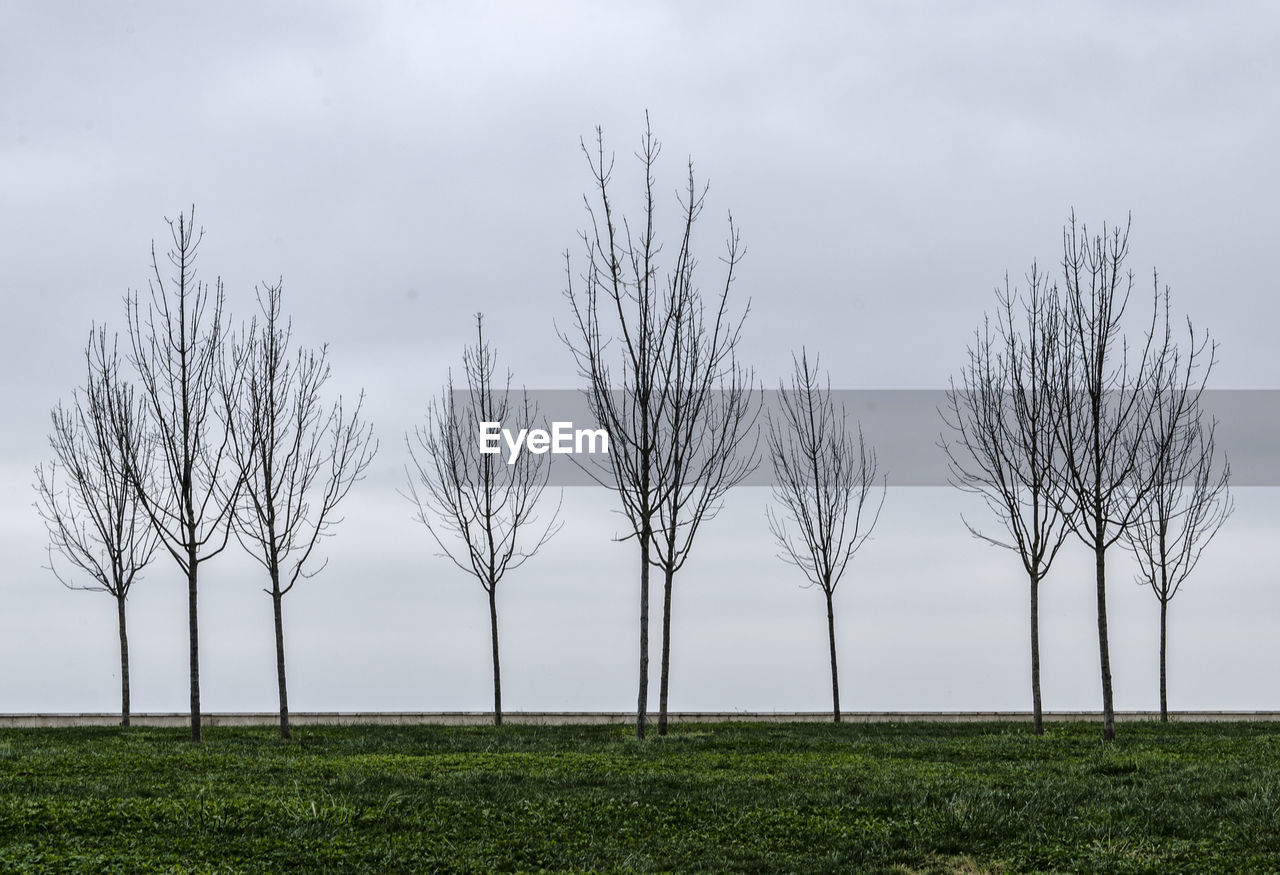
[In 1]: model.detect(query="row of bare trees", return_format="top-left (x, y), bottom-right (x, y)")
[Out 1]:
top-left (942, 214), bottom-right (1232, 739)
top-left (454, 124), bottom-right (1227, 739)
top-left (389, 119), bottom-right (882, 737)
top-left (35, 125), bottom-right (1231, 745)
top-left (35, 211), bottom-right (376, 741)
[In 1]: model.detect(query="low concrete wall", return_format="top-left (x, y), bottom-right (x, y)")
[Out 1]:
top-left (0, 711), bottom-right (1277, 728)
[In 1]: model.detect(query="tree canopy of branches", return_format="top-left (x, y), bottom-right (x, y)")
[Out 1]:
top-left (228, 282), bottom-right (377, 740)
top-left (406, 314), bottom-right (560, 726)
top-left (1122, 323), bottom-right (1231, 722)
top-left (562, 117), bottom-right (750, 739)
top-left (767, 351), bottom-right (885, 722)
top-left (34, 326), bottom-right (159, 726)
top-left (121, 208), bottom-right (242, 743)
top-left (941, 266), bottom-right (1072, 735)
top-left (1052, 211), bottom-right (1203, 741)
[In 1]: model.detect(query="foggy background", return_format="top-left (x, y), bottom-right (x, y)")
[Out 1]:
top-left (2, 1), bottom-right (1277, 714)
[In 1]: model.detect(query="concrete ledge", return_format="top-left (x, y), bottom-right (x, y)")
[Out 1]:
top-left (0, 711), bottom-right (1278, 728)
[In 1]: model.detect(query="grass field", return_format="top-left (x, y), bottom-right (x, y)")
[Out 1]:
top-left (0, 721), bottom-right (1277, 872)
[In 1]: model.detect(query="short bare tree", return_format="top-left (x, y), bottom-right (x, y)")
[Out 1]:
top-left (1122, 324), bottom-right (1231, 722)
top-left (34, 327), bottom-right (159, 726)
top-left (941, 266), bottom-right (1072, 735)
top-left (121, 208), bottom-right (243, 743)
top-left (562, 117), bottom-right (742, 739)
top-left (227, 282), bottom-right (377, 740)
top-left (406, 314), bottom-right (561, 726)
top-left (767, 351), bottom-right (885, 722)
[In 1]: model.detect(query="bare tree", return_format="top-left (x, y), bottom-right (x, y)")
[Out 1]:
top-left (650, 228), bottom-right (760, 736)
top-left (121, 208), bottom-right (243, 743)
top-left (227, 282), bottom-right (377, 740)
top-left (562, 117), bottom-right (741, 739)
top-left (406, 314), bottom-right (560, 726)
top-left (1052, 211), bottom-right (1182, 741)
top-left (34, 327), bottom-right (159, 726)
top-left (767, 351), bottom-right (885, 722)
top-left (1122, 323), bottom-right (1231, 722)
top-left (941, 266), bottom-right (1072, 735)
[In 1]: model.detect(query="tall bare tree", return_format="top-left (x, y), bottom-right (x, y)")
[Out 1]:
top-left (228, 282), bottom-right (377, 740)
top-left (767, 351), bottom-right (885, 722)
top-left (406, 314), bottom-right (560, 726)
top-left (121, 208), bottom-right (243, 743)
top-left (562, 117), bottom-right (741, 739)
top-left (1122, 322), bottom-right (1231, 722)
top-left (1052, 211), bottom-right (1181, 741)
top-left (941, 266), bottom-right (1072, 735)
top-left (34, 327), bottom-right (159, 726)
top-left (650, 224), bottom-right (759, 736)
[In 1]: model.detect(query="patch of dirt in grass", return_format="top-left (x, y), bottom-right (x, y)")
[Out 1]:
top-left (894, 854), bottom-right (1001, 874)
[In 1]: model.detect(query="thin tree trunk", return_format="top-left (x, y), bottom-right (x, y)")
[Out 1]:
top-left (826, 589), bottom-right (841, 723)
top-left (117, 592), bottom-right (130, 727)
top-left (1030, 571), bottom-right (1042, 736)
top-left (658, 566), bottom-right (674, 736)
top-left (489, 584), bottom-right (502, 727)
top-left (1159, 596), bottom-right (1168, 722)
top-left (188, 558), bottom-right (201, 743)
top-left (637, 526), bottom-right (650, 740)
top-left (272, 583), bottom-right (291, 741)
top-left (1094, 536), bottom-right (1115, 741)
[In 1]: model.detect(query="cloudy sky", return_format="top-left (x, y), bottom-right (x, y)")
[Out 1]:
top-left (2, 1), bottom-right (1278, 716)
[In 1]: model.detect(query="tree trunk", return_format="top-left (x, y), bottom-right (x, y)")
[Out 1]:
top-left (1030, 571), bottom-right (1042, 737)
top-left (272, 583), bottom-right (291, 741)
top-left (117, 592), bottom-right (130, 727)
top-left (1094, 537), bottom-right (1115, 741)
top-left (826, 589), bottom-right (841, 723)
top-left (489, 584), bottom-right (502, 727)
top-left (188, 558), bottom-right (201, 743)
top-left (657, 566), bottom-right (674, 736)
top-left (1159, 596), bottom-right (1169, 722)
top-left (636, 526), bottom-right (651, 740)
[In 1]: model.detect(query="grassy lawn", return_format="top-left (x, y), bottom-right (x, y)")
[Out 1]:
top-left (0, 720), bottom-right (1276, 872)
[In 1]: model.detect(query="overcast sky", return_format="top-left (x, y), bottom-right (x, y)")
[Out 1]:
top-left (2, 1), bottom-right (1278, 716)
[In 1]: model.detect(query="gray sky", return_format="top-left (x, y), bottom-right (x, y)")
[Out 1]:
top-left (2, 1), bottom-right (1278, 714)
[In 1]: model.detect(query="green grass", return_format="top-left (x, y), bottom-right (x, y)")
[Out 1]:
top-left (0, 720), bottom-right (1277, 872)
